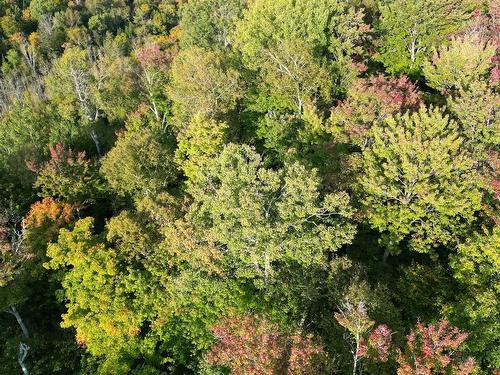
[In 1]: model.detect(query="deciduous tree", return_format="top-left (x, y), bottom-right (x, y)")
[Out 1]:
top-left (206, 314), bottom-right (323, 374)
top-left (376, 0), bottom-right (472, 77)
top-left (188, 143), bottom-right (356, 286)
top-left (423, 34), bottom-right (496, 93)
top-left (358, 107), bottom-right (482, 254)
top-left (448, 227), bottom-right (500, 368)
top-left (179, 0), bottom-right (245, 49)
top-left (168, 47), bottom-right (244, 124)
top-left (396, 320), bottom-right (476, 375)
top-left (100, 108), bottom-right (178, 198)
top-left (329, 75), bottom-right (422, 149)
top-left (234, 0), bottom-right (370, 112)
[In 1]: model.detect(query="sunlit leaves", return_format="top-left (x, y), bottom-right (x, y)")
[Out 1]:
top-left (188, 143), bottom-right (356, 285)
top-left (359, 107), bottom-right (482, 253)
top-left (206, 314), bottom-right (323, 374)
top-left (423, 35), bottom-right (496, 93)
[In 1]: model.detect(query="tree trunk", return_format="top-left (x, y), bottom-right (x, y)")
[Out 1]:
top-left (90, 129), bottom-right (102, 157)
top-left (382, 248), bottom-right (390, 264)
top-left (6, 307), bottom-right (29, 338)
top-left (353, 333), bottom-right (359, 375)
top-left (6, 307), bottom-right (30, 375)
top-left (18, 343), bottom-right (30, 375)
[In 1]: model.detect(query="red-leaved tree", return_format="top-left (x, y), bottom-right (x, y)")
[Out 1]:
top-left (359, 324), bottom-right (393, 363)
top-left (206, 314), bottom-right (323, 375)
top-left (397, 320), bottom-right (476, 375)
top-left (330, 75), bottom-right (422, 149)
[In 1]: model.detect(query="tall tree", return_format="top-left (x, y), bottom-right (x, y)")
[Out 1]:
top-left (423, 34), bottom-right (496, 93)
top-left (376, 0), bottom-right (472, 77)
top-left (168, 47), bottom-right (244, 124)
top-left (358, 107), bottom-right (483, 254)
top-left (187, 143), bottom-right (356, 286)
top-left (179, 0), bottom-right (245, 49)
top-left (45, 218), bottom-right (150, 373)
top-left (234, 0), bottom-right (370, 113)
top-left (448, 227), bottom-right (500, 368)
top-left (100, 107), bottom-right (178, 199)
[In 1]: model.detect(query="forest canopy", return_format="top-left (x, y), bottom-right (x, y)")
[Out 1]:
top-left (0, 0), bottom-right (498, 374)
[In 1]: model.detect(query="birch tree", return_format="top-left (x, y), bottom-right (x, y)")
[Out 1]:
top-left (376, 0), bottom-right (471, 76)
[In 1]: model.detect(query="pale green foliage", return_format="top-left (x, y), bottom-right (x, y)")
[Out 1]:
top-left (448, 227), bottom-right (500, 367)
top-left (254, 39), bottom-right (333, 113)
top-left (359, 107), bottom-right (483, 253)
top-left (255, 102), bottom-right (331, 165)
top-left (448, 80), bottom-right (500, 155)
top-left (188, 144), bottom-right (356, 285)
top-left (175, 113), bottom-right (228, 182)
top-left (234, 0), bottom-right (369, 111)
top-left (29, 0), bottom-right (65, 21)
top-left (0, 101), bottom-right (49, 204)
top-left (92, 42), bottom-right (140, 122)
top-left (168, 47), bottom-right (244, 124)
top-left (423, 35), bottom-right (496, 93)
top-left (100, 124), bottom-right (177, 198)
top-left (179, 0), bottom-right (246, 49)
top-left (377, 0), bottom-right (472, 76)
top-left (45, 47), bottom-right (96, 121)
top-left (234, 0), bottom-right (367, 63)
top-left (45, 44), bottom-right (139, 123)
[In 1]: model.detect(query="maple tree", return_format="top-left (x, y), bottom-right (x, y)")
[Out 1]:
top-left (396, 320), bottom-right (476, 375)
top-left (206, 314), bottom-right (323, 374)
top-left (358, 107), bottom-right (483, 254)
top-left (330, 75), bottom-right (422, 149)
top-left (29, 143), bottom-right (106, 204)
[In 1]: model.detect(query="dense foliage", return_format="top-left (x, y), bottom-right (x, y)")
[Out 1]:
top-left (0, 0), bottom-right (498, 374)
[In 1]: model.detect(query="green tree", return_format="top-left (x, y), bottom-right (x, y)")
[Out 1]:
top-left (100, 109), bottom-right (178, 199)
top-left (131, 0), bottom-right (179, 37)
top-left (179, 0), bottom-right (245, 49)
top-left (168, 47), bottom-right (244, 124)
top-left (175, 113), bottom-right (228, 183)
top-left (92, 36), bottom-right (141, 122)
top-left (108, 194), bottom-right (250, 371)
top-left (234, 0), bottom-right (369, 112)
top-left (29, 0), bottom-right (65, 22)
top-left (358, 107), bottom-right (483, 254)
top-left (0, 100), bottom-right (48, 209)
top-left (45, 47), bottom-right (99, 122)
top-left (448, 227), bottom-right (500, 368)
top-left (46, 42), bottom-right (140, 123)
top-left (45, 218), bottom-right (150, 374)
top-left (187, 143), bottom-right (356, 286)
top-left (376, 0), bottom-right (472, 77)
top-left (423, 34), bottom-right (496, 93)
top-left (448, 80), bottom-right (499, 157)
